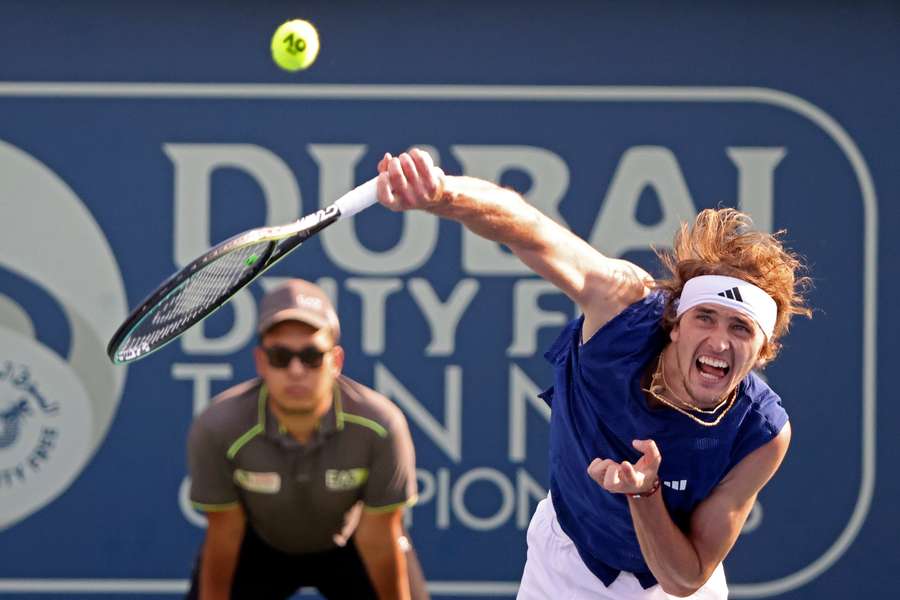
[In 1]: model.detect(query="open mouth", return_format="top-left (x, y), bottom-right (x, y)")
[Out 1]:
top-left (696, 355), bottom-right (730, 381)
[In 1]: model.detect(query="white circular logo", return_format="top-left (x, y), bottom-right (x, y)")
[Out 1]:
top-left (0, 331), bottom-right (93, 525)
top-left (0, 139), bottom-right (127, 530)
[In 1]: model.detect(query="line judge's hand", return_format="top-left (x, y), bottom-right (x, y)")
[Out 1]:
top-left (377, 148), bottom-right (446, 212)
top-left (587, 439), bottom-right (662, 496)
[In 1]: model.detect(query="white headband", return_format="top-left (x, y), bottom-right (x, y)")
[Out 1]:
top-left (675, 275), bottom-right (777, 339)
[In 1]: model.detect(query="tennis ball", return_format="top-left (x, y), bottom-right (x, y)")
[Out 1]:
top-left (271, 19), bottom-right (320, 71)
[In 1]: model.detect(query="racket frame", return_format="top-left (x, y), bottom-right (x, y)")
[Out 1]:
top-left (106, 205), bottom-right (339, 364)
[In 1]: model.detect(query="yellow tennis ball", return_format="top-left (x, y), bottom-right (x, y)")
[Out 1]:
top-left (271, 19), bottom-right (320, 71)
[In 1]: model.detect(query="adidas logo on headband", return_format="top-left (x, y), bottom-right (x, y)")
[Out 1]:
top-left (717, 287), bottom-right (744, 303)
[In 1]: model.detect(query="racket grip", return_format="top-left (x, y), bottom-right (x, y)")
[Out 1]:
top-left (334, 177), bottom-right (379, 219)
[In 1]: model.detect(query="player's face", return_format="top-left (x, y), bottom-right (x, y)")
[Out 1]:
top-left (254, 321), bottom-right (343, 417)
top-left (668, 303), bottom-right (765, 408)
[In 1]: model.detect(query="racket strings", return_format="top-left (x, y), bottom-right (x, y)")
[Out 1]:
top-left (116, 242), bottom-right (270, 359)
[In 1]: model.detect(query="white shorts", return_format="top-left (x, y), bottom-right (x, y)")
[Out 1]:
top-left (517, 495), bottom-right (728, 600)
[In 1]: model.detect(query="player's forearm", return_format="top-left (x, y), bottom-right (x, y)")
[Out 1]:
top-left (358, 541), bottom-right (410, 600)
top-left (437, 175), bottom-right (606, 305)
top-left (435, 175), bottom-right (560, 254)
top-left (628, 494), bottom-right (711, 596)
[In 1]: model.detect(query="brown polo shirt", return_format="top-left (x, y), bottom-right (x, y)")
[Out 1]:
top-left (188, 375), bottom-right (417, 554)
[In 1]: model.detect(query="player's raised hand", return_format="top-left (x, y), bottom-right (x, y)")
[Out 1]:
top-left (587, 439), bottom-right (662, 496)
top-left (377, 148), bottom-right (445, 212)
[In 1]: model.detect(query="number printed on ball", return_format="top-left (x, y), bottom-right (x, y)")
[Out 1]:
top-left (283, 33), bottom-right (307, 55)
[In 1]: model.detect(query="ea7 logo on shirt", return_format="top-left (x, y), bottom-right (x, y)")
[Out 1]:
top-left (233, 469), bottom-right (281, 494)
top-left (664, 479), bottom-right (688, 491)
top-left (325, 468), bottom-right (369, 491)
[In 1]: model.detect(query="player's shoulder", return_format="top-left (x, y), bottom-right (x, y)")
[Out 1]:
top-left (580, 259), bottom-right (655, 335)
top-left (740, 371), bottom-right (788, 430)
top-left (742, 371), bottom-right (782, 406)
top-left (577, 289), bottom-right (667, 356)
top-left (336, 375), bottom-right (407, 437)
top-left (194, 378), bottom-right (262, 435)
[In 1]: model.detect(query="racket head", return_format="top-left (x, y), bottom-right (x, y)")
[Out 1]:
top-left (107, 233), bottom-right (276, 364)
top-left (108, 189), bottom-right (355, 365)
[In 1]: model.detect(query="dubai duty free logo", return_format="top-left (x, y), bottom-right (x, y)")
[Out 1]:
top-left (0, 360), bottom-right (64, 485)
top-left (0, 138), bottom-right (128, 529)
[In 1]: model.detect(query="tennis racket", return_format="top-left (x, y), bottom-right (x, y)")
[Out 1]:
top-left (106, 177), bottom-right (378, 365)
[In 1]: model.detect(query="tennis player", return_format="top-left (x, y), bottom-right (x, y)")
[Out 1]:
top-left (375, 149), bottom-right (810, 599)
top-left (185, 279), bottom-right (426, 600)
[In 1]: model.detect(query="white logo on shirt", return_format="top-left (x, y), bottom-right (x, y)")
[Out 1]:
top-left (233, 469), bottom-right (281, 494)
top-left (664, 479), bottom-right (688, 491)
top-left (325, 468), bottom-right (369, 491)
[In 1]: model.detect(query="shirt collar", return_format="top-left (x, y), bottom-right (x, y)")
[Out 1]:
top-left (258, 381), bottom-right (344, 444)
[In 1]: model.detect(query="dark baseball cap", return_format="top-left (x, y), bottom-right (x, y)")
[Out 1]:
top-left (257, 280), bottom-right (340, 341)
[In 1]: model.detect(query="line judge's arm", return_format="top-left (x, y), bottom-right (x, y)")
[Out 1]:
top-left (199, 505), bottom-right (246, 600)
top-left (355, 507), bottom-right (411, 600)
top-left (187, 414), bottom-right (246, 600)
top-left (377, 149), bottom-right (652, 340)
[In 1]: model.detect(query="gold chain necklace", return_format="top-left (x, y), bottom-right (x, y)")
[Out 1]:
top-left (643, 353), bottom-right (738, 427)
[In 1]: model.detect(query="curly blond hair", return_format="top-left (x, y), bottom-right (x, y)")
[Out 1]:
top-left (655, 208), bottom-right (812, 365)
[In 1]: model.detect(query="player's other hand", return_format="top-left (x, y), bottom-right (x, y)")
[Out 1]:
top-left (587, 439), bottom-right (662, 496)
top-left (377, 148), bottom-right (446, 212)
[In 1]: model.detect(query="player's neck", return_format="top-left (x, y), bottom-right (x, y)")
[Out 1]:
top-left (269, 392), bottom-right (333, 444)
top-left (645, 346), bottom-right (702, 409)
top-left (659, 347), bottom-right (693, 405)
top-left (643, 352), bottom-right (673, 410)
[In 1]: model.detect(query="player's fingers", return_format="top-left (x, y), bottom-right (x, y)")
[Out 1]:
top-left (633, 439), bottom-right (662, 469)
top-left (604, 465), bottom-right (622, 489)
top-left (398, 153), bottom-right (428, 201)
top-left (376, 172), bottom-right (400, 211)
top-left (377, 153), bottom-right (393, 173)
top-left (620, 461), bottom-right (640, 487)
top-left (409, 150), bottom-right (445, 202)
top-left (387, 157), bottom-right (412, 208)
top-left (410, 147), bottom-right (436, 173)
top-left (587, 458), bottom-right (610, 484)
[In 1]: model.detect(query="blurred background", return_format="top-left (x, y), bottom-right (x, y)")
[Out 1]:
top-left (0, 0), bottom-right (897, 598)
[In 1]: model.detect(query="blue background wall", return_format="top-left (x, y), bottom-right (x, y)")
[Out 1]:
top-left (0, 1), bottom-right (897, 598)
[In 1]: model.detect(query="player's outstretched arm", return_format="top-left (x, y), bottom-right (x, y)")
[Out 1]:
top-left (377, 149), bottom-right (652, 339)
top-left (355, 508), bottom-right (411, 600)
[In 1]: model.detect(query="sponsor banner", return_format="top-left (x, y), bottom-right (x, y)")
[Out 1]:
top-left (0, 85), bottom-right (875, 596)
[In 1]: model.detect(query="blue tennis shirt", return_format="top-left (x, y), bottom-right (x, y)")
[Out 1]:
top-left (539, 291), bottom-right (788, 588)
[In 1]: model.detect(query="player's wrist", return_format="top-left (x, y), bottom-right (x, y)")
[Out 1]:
top-left (427, 174), bottom-right (461, 218)
top-left (629, 477), bottom-right (661, 499)
top-left (429, 168), bottom-right (446, 204)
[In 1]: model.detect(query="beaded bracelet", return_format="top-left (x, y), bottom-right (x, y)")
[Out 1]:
top-left (630, 477), bottom-right (661, 499)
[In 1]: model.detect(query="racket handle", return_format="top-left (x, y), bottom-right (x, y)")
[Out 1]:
top-left (334, 177), bottom-right (379, 219)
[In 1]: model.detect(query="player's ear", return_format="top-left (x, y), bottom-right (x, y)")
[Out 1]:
top-left (253, 346), bottom-right (267, 376)
top-left (669, 319), bottom-right (681, 343)
top-left (330, 345), bottom-right (345, 373)
top-left (754, 339), bottom-right (772, 369)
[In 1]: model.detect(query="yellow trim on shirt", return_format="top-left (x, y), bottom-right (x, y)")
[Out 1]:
top-left (342, 413), bottom-right (388, 438)
top-left (225, 385), bottom-right (268, 459)
top-left (363, 495), bottom-right (418, 513)
top-left (191, 501), bottom-right (240, 512)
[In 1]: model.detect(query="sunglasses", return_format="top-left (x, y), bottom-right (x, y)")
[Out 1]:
top-left (262, 345), bottom-right (330, 369)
